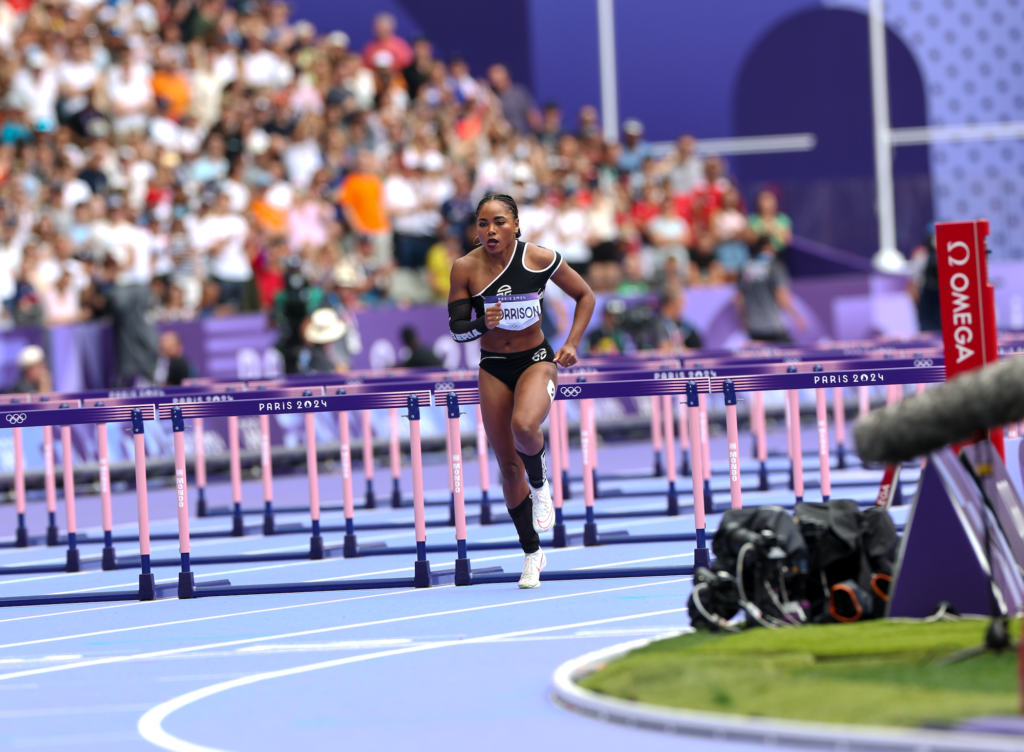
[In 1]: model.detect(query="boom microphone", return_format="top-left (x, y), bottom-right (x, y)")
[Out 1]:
top-left (854, 356), bottom-right (1024, 464)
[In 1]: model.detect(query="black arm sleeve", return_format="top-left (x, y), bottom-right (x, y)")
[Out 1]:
top-left (448, 298), bottom-right (489, 342)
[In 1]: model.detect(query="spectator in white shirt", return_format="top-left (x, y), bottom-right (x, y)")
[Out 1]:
top-left (195, 192), bottom-right (251, 309)
top-left (58, 38), bottom-right (100, 122)
top-left (105, 48), bottom-right (153, 136)
top-left (10, 50), bottom-right (58, 132)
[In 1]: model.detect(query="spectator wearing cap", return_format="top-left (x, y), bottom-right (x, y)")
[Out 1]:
top-left (487, 63), bottom-right (540, 134)
top-left (338, 150), bottom-right (391, 265)
top-left (362, 12), bottom-right (413, 73)
top-left (618, 118), bottom-right (650, 174)
top-left (9, 344), bottom-right (52, 394)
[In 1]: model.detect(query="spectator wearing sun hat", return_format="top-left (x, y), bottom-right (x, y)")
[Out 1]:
top-left (301, 307), bottom-right (351, 374)
top-left (9, 344), bottom-right (52, 394)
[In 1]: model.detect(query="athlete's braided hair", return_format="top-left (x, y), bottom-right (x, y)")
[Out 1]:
top-left (476, 193), bottom-right (521, 238)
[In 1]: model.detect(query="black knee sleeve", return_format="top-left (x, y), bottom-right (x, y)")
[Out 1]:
top-left (508, 494), bottom-right (540, 554)
top-left (516, 444), bottom-right (547, 489)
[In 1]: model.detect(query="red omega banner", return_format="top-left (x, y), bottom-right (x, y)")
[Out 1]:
top-left (935, 219), bottom-right (1003, 457)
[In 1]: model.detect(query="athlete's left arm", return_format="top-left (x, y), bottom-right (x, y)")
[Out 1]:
top-left (549, 260), bottom-right (596, 368)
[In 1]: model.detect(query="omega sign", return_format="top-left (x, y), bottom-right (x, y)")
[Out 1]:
top-left (935, 220), bottom-right (995, 378)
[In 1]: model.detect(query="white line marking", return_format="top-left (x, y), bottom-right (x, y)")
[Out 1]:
top-left (572, 553), bottom-right (694, 570)
top-left (138, 603), bottom-right (690, 752)
top-left (0, 578), bottom-right (686, 680)
top-left (0, 602), bottom-right (144, 623)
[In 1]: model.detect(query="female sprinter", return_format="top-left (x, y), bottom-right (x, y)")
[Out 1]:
top-left (448, 194), bottom-right (595, 588)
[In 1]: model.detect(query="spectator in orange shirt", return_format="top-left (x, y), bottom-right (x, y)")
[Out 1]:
top-left (361, 12), bottom-right (413, 73)
top-left (152, 49), bottom-right (191, 122)
top-left (338, 150), bottom-right (393, 264)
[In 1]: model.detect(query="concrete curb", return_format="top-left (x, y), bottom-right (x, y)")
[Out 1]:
top-left (551, 634), bottom-right (1024, 752)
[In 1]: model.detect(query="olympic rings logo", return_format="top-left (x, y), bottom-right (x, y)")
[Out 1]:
top-left (560, 386), bottom-right (582, 398)
top-left (434, 382), bottom-right (455, 391)
top-left (5, 413), bottom-right (27, 424)
top-left (913, 358), bottom-right (934, 367)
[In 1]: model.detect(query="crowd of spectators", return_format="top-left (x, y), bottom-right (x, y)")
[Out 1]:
top-left (0, 3), bottom-right (796, 380)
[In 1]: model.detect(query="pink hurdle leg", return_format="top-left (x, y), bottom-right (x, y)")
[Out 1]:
top-left (12, 426), bottom-right (27, 546)
top-left (339, 411), bottom-right (357, 557)
top-left (131, 409), bottom-right (155, 600)
top-left (548, 399), bottom-right (565, 546)
top-left (685, 384), bottom-right (709, 569)
top-left (43, 425), bottom-right (58, 545)
top-left (859, 385), bottom-right (871, 418)
top-left (833, 387), bottom-right (847, 469)
top-left (389, 408), bottom-right (402, 508)
top-left (305, 412), bottom-right (324, 558)
top-left (816, 388), bottom-right (831, 501)
top-left (723, 383), bottom-right (743, 510)
top-left (362, 411), bottom-right (376, 508)
top-left (698, 393), bottom-right (712, 513)
top-left (678, 393), bottom-right (691, 477)
top-left (580, 399), bottom-right (598, 546)
top-left (753, 390), bottom-right (769, 490)
top-left (60, 424), bottom-right (80, 571)
top-left (651, 395), bottom-right (664, 477)
top-left (477, 406), bottom-right (493, 524)
top-left (589, 399), bottom-right (600, 494)
top-left (228, 416), bottom-right (244, 536)
top-left (662, 395), bottom-right (679, 515)
top-left (194, 417), bottom-right (207, 516)
top-left (260, 414), bottom-right (274, 534)
top-left (171, 410), bottom-right (195, 598)
top-left (789, 390), bottom-right (805, 502)
top-left (443, 392), bottom-right (471, 585)
top-left (559, 400), bottom-right (571, 500)
top-left (97, 423), bottom-right (115, 568)
top-left (408, 394), bottom-right (430, 586)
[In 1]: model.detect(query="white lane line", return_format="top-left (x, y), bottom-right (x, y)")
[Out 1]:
top-left (138, 603), bottom-right (691, 752)
top-left (0, 602), bottom-right (145, 624)
top-left (0, 703), bottom-right (152, 718)
top-left (0, 578), bottom-right (687, 680)
top-left (572, 552), bottom-right (694, 570)
top-left (0, 588), bottom-right (424, 652)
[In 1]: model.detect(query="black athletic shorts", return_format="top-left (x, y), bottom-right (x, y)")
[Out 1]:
top-left (479, 340), bottom-right (556, 390)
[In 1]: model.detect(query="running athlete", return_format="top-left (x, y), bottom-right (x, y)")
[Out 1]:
top-left (448, 194), bottom-right (595, 588)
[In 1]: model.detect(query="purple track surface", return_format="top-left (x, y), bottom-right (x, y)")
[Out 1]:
top-left (0, 428), bottom-right (915, 751)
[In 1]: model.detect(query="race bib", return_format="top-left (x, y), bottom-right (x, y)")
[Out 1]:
top-left (484, 293), bottom-right (542, 331)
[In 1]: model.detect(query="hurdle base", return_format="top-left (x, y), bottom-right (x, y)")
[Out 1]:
top-left (391, 479), bottom-right (402, 508)
top-left (139, 573), bottom-right (156, 601)
top-left (231, 514), bottom-right (245, 537)
top-left (197, 488), bottom-right (207, 517)
top-left (343, 534), bottom-right (358, 558)
top-left (310, 535), bottom-right (325, 560)
top-left (454, 557), bottom-right (472, 586)
top-left (46, 525), bottom-right (59, 547)
top-left (101, 546), bottom-right (117, 571)
top-left (552, 523), bottom-right (567, 548)
top-left (583, 522), bottom-right (599, 547)
top-left (414, 559), bottom-right (431, 588)
top-left (14, 528), bottom-right (28, 548)
top-left (667, 482), bottom-right (679, 516)
top-left (263, 509), bottom-right (275, 536)
top-left (694, 547), bottom-right (711, 569)
top-left (65, 548), bottom-right (81, 573)
top-left (178, 571), bottom-right (196, 599)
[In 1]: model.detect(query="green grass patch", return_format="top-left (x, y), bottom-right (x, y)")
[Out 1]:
top-left (579, 619), bottom-right (1021, 727)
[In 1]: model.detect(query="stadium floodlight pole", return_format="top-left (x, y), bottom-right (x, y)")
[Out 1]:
top-left (868, 0), bottom-right (903, 274)
top-left (596, 0), bottom-right (619, 143)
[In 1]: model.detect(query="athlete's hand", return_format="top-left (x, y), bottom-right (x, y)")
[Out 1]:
top-left (484, 301), bottom-right (502, 330)
top-left (554, 344), bottom-right (578, 368)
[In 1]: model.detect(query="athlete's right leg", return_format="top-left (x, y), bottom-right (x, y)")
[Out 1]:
top-left (478, 368), bottom-right (542, 585)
